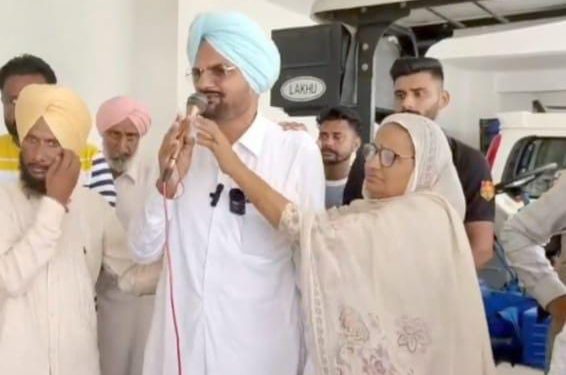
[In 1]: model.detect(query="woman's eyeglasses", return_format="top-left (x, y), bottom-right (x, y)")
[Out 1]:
top-left (362, 143), bottom-right (414, 168)
top-left (185, 64), bottom-right (237, 82)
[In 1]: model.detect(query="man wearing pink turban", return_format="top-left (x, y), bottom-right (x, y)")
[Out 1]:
top-left (96, 96), bottom-right (151, 176)
top-left (95, 96), bottom-right (162, 375)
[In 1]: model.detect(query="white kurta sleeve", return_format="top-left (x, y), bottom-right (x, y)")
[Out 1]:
top-left (0, 195), bottom-right (65, 297)
top-left (128, 186), bottom-right (174, 264)
top-left (500, 174), bottom-right (566, 308)
top-left (100, 201), bottom-right (161, 295)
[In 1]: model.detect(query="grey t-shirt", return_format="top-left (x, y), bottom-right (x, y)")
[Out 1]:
top-left (325, 179), bottom-right (348, 209)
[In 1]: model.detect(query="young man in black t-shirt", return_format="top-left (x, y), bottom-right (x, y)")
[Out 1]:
top-left (343, 57), bottom-right (494, 269)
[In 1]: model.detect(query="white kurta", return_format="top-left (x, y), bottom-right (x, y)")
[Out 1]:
top-left (97, 155), bottom-right (162, 375)
top-left (0, 183), bottom-right (158, 375)
top-left (129, 115), bottom-right (325, 375)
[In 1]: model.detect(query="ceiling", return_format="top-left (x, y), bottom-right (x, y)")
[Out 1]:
top-left (267, 0), bottom-right (566, 27)
top-left (265, 0), bottom-right (315, 15)
top-left (265, 0), bottom-right (566, 56)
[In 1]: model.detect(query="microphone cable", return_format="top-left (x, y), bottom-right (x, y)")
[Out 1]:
top-left (162, 180), bottom-right (184, 375)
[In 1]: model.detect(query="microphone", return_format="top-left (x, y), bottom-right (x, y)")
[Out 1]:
top-left (161, 93), bottom-right (208, 183)
top-left (210, 183), bottom-right (224, 207)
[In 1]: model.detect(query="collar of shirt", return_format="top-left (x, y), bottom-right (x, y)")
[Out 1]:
top-left (326, 178), bottom-right (348, 187)
top-left (234, 113), bottom-right (267, 159)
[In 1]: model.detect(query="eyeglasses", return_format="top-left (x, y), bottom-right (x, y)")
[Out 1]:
top-left (185, 64), bottom-right (237, 82)
top-left (362, 143), bottom-right (414, 168)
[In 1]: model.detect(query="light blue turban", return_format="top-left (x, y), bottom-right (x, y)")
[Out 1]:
top-left (187, 11), bottom-right (281, 94)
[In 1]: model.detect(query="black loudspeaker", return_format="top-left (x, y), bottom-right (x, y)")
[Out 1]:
top-left (271, 23), bottom-right (351, 116)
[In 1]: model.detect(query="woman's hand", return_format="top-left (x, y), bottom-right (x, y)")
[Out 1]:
top-left (195, 116), bottom-right (243, 176)
top-left (196, 116), bottom-right (291, 228)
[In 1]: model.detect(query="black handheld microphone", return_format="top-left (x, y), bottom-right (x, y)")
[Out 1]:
top-left (161, 93), bottom-right (208, 183)
top-left (210, 184), bottom-right (224, 207)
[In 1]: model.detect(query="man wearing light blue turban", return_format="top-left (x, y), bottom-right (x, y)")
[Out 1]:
top-left (187, 11), bottom-right (281, 94)
top-left (131, 11), bottom-right (325, 375)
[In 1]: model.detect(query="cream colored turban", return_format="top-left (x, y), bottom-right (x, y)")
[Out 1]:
top-left (15, 84), bottom-right (91, 155)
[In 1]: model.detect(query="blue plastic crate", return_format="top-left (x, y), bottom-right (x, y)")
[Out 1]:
top-left (482, 287), bottom-right (537, 317)
top-left (481, 283), bottom-right (538, 364)
top-left (521, 306), bottom-right (551, 369)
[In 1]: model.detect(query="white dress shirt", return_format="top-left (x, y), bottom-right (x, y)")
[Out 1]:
top-left (129, 114), bottom-right (325, 375)
top-left (501, 173), bottom-right (566, 308)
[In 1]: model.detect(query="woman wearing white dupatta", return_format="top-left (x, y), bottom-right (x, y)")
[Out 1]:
top-left (195, 112), bottom-right (496, 374)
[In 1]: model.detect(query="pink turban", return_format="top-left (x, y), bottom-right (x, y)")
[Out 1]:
top-left (96, 96), bottom-right (151, 136)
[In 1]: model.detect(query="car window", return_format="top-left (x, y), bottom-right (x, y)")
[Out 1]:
top-left (503, 137), bottom-right (566, 198)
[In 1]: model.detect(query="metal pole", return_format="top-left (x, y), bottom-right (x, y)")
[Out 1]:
top-left (355, 24), bottom-right (389, 142)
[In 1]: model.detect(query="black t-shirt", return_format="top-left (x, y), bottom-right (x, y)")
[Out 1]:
top-left (447, 136), bottom-right (495, 223)
top-left (342, 148), bottom-right (365, 205)
top-left (342, 136), bottom-right (495, 223)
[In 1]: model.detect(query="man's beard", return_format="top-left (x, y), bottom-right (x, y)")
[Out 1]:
top-left (107, 156), bottom-right (131, 176)
top-left (198, 91), bottom-right (230, 121)
top-left (400, 107), bottom-right (439, 121)
top-left (321, 149), bottom-right (351, 166)
top-left (202, 102), bottom-right (226, 121)
top-left (20, 156), bottom-right (47, 196)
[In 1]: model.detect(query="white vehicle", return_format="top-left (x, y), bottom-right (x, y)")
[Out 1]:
top-left (489, 111), bottom-right (566, 236)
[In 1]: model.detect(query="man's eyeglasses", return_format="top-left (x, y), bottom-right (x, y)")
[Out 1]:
top-left (362, 143), bottom-right (414, 168)
top-left (186, 64), bottom-right (237, 82)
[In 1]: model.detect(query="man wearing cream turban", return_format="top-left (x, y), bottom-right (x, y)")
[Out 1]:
top-left (95, 96), bottom-right (161, 375)
top-left (0, 84), bottom-right (160, 375)
top-left (129, 11), bottom-right (325, 375)
top-left (0, 54), bottom-right (117, 206)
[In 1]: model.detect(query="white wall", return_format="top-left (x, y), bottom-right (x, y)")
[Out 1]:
top-left (495, 67), bottom-right (566, 115)
top-left (0, 0), bottom-right (180, 157)
top-left (0, 0), bottom-right (136, 144)
top-left (499, 91), bottom-right (566, 113)
top-left (131, 0), bottom-right (179, 154)
top-left (428, 20), bottom-right (566, 148)
top-left (433, 62), bottom-right (566, 148)
top-left (4, 1), bottom-right (566, 152)
top-left (437, 65), bottom-right (497, 146)
top-left (0, 0), bottom-right (316, 160)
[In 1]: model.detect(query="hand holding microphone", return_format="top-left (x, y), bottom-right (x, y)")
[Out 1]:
top-left (157, 93), bottom-right (208, 198)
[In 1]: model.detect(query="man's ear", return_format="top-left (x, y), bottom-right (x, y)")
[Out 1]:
top-left (440, 89), bottom-right (450, 110)
top-left (354, 135), bottom-right (362, 150)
